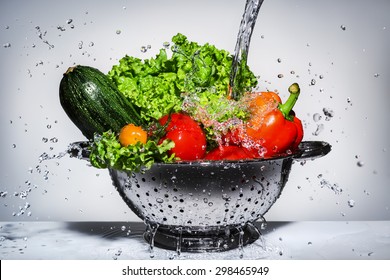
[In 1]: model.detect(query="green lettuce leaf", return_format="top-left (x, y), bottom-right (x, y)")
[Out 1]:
top-left (89, 131), bottom-right (176, 172)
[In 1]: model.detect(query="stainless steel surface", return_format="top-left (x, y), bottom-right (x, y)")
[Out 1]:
top-left (97, 141), bottom-right (329, 251)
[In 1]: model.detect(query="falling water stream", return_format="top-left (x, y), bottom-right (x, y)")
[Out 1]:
top-left (229, 0), bottom-right (264, 100)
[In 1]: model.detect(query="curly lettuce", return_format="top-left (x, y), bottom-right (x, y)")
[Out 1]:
top-left (107, 33), bottom-right (257, 123)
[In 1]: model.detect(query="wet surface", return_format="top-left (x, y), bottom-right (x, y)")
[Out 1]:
top-left (1, 221), bottom-right (389, 260)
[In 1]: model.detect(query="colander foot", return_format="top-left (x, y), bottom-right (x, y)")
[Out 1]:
top-left (144, 223), bottom-right (260, 253)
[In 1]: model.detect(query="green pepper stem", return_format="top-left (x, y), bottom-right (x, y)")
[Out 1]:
top-left (278, 83), bottom-right (300, 121)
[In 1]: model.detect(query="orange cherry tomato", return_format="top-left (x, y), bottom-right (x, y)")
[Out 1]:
top-left (119, 124), bottom-right (147, 146)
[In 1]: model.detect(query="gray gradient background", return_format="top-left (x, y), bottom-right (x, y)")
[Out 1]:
top-left (0, 0), bottom-right (389, 221)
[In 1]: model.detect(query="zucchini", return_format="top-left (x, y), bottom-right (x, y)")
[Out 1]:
top-left (59, 65), bottom-right (144, 139)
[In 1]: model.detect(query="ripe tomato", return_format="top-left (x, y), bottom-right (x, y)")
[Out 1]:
top-left (159, 113), bottom-right (206, 161)
top-left (159, 113), bottom-right (201, 133)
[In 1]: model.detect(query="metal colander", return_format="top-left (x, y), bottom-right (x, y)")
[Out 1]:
top-left (70, 141), bottom-right (330, 252)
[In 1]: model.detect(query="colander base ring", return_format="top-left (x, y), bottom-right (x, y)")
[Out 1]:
top-left (144, 223), bottom-right (261, 253)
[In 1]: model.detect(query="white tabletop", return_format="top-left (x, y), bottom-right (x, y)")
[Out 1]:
top-left (1, 221), bottom-right (389, 260)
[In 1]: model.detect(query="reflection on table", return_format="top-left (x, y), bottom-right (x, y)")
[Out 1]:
top-left (0, 221), bottom-right (389, 260)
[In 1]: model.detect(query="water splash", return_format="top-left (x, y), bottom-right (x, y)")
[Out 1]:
top-left (145, 221), bottom-right (159, 258)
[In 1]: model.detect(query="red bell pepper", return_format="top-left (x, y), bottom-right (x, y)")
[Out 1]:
top-left (244, 83), bottom-right (304, 157)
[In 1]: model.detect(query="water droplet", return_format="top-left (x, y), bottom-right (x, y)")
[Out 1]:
top-left (310, 79), bottom-right (316, 85)
top-left (3, 43), bottom-right (11, 48)
top-left (320, 179), bottom-right (343, 194)
top-left (323, 107), bottom-right (335, 120)
top-left (319, 74), bottom-right (324, 79)
top-left (46, 124), bottom-right (52, 129)
top-left (116, 30), bottom-right (121, 35)
top-left (357, 161), bottom-right (364, 167)
top-left (313, 113), bottom-right (322, 122)
top-left (78, 41), bottom-right (83, 49)
top-left (140, 46), bottom-right (147, 53)
top-left (57, 25), bottom-right (66, 31)
top-left (88, 42), bottom-right (94, 47)
top-left (277, 58), bottom-right (282, 63)
top-left (312, 123), bottom-right (324, 136)
top-left (66, 19), bottom-right (73, 24)
top-left (340, 25), bottom-right (346, 31)
top-left (277, 74), bottom-right (284, 78)
top-left (163, 41), bottom-right (170, 49)
top-left (121, 225), bottom-right (126, 231)
top-left (374, 73), bottom-right (380, 78)
top-left (156, 198), bottom-right (164, 203)
top-left (348, 199), bottom-right (355, 207)
top-left (12, 144), bottom-right (16, 148)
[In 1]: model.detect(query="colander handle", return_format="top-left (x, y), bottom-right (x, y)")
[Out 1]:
top-left (293, 141), bottom-right (331, 161)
